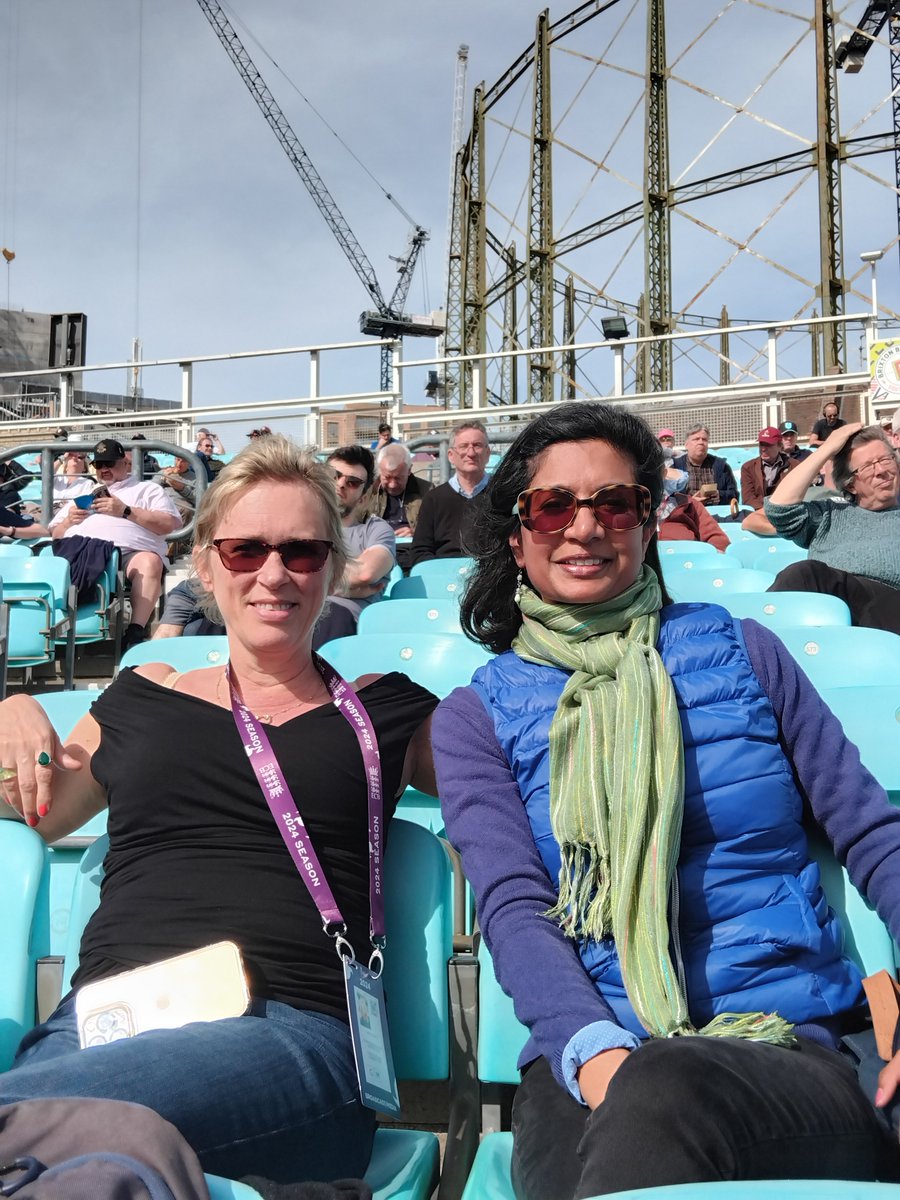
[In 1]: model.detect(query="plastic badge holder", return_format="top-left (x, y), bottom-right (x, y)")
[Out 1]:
top-left (75, 940), bottom-right (250, 1048)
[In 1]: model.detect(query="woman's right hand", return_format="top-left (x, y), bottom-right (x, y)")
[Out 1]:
top-left (0, 695), bottom-right (81, 826)
top-left (577, 1046), bottom-right (631, 1110)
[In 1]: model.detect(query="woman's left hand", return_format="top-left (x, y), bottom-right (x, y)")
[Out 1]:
top-left (875, 1050), bottom-right (900, 1109)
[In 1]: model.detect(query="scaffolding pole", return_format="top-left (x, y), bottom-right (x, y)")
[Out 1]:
top-left (644, 0), bottom-right (673, 392)
top-left (527, 10), bottom-right (555, 406)
top-left (814, 0), bottom-right (846, 370)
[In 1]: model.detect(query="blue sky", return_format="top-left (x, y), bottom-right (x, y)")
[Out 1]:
top-left (0, 0), bottom-right (897, 436)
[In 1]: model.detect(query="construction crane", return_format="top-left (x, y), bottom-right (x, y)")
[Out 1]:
top-left (195, 0), bottom-right (442, 392)
top-left (836, 2), bottom-right (900, 271)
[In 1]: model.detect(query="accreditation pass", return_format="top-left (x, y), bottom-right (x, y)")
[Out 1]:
top-left (343, 957), bottom-right (401, 1117)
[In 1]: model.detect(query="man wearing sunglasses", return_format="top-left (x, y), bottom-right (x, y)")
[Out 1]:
top-left (408, 421), bottom-right (492, 567)
top-left (50, 438), bottom-right (181, 651)
top-left (325, 445), bottom-right (396, 623)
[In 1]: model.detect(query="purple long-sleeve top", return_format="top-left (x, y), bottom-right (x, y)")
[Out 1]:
top-left (432, 618), bottom-right (900, 1091)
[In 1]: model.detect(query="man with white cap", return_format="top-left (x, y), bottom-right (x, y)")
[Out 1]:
top-left (740, 426), bottom-right (796, 510)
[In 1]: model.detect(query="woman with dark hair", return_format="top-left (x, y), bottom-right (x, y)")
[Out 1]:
top-left (433, 401), bottom-right (900, 1198)
top-left (765, 422), bottom-right (900, 633)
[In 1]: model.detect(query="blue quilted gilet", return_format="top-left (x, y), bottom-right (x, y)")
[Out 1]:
top-left (470, 603), bottom-right (863, 1038)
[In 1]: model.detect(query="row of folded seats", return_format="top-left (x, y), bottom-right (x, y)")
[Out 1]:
top-left (0, 542), bottom-right (123, 696)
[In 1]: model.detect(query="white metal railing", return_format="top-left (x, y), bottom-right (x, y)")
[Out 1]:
top-left (0, 310), bottom-right (888, 448)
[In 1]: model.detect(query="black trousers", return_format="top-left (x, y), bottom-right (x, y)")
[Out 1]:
top-left (768, 561), bottom-right (900, 635)
top-left (510, 1037), bottom-right (900, 1200)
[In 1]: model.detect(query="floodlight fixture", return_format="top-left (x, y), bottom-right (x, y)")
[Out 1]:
top-left (601, 316), bottom-right (629, 340)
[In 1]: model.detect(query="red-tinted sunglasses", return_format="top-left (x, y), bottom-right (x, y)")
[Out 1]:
top-left (211, 538), bottom-right (333, 573)
top-left (515, 484), bottom-right (653, 535)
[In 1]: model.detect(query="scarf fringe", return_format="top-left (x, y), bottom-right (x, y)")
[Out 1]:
top-left (545, 842), bottom-right (612, 941)
top-left (697, 1011), bottom-right (796, 1046)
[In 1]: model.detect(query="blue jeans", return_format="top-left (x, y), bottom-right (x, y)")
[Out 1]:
top-left (0, 996), bottom-right (375, 1185)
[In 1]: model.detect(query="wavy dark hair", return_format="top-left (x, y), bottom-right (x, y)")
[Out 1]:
top-left (461, 402), bottom-right (670, 652)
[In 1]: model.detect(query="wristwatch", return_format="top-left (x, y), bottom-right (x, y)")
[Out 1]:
top-left (122, 505), bottom-right (133, 519)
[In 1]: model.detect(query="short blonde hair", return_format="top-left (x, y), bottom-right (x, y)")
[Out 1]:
top-left (192, 435), bottom-right (347, 620)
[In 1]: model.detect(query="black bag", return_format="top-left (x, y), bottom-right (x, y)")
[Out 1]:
top-left (0, 1098), bottom-right (210, 1199)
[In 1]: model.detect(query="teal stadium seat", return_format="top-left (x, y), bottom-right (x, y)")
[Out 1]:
top-left (723, 592), bottom-right (851, 629)
top-left (665, 568), bottom-right (775, 603)
top-left (34, 689), bottom-right (108, 956)
top-left (118, 634), bottom-right (231, 673)
top-left (459, 832), bottom-right (898, 1200)
top-left (0, 823), bottom-right (48, 1070)
top-left (0, 556), bottom-right (76, 687)
top-left (390, 575), bottom-right (468, 600)
top-left (724, 535), bottom-right (788, 568)
top-left (39, 544), bottom-right (121, 649)
top-left (409, 557), bottom-right (475, 581)
top-left (59, 820), bottom-right (454, 1200)
top-left (358, 598), bottom-right (464, 636)
top-left (752, 544), bottom-right (808, 574)
top-left (0, 542), bottom-right (33, 558)
top-left (664, 554), bottom-right (742, 573)
top-left (821, 685), bottom-right (900, 801)
top-left (658, 541), bottom-right (720, 560)
top-left (317, 633), bottom-right (493, 698)
top-left (777, 627), bottom-right (900, 693)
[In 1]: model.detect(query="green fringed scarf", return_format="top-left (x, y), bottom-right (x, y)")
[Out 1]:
top-left (512, 565), bottom-right (794, 1046)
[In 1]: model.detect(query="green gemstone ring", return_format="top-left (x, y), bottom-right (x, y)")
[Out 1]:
top-left (37, 752), bottom-right (51, 767)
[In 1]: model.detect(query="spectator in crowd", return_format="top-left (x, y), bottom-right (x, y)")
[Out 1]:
top-left (52, 451), bottom-right (93, 513)
top-left (247, 427), bottom-right (272, 440)
top-left (740, 426), bottom-right (796, 510)
top-left (656, 429), bottom-right (676, 453)
top-left (809, 401), bottom-right (846, 447)
top-left (370, 422), bottom-right (399, 451)
top-left (672, 424), bottom-right (738, 506)
top-left (326, 445), bottom-right (396, 625)
top-left (196, 428), bottom-right (225, 454)
top-left (50, 438), bottom-right (181, 651)
top-left (0, 458), bottom-right (31, 509)
top-left (433, 401), bottom-right (900, 1199)
top-left (154, 456), bottom-right (199, 520)
top-left (657, 466), bottom-right (729, 550)
top-left (356, 443), bottom-right (433, 571)
top-left (780, 420), bottom-right (812, 463)
top-left (0, 435), bottom-right (437, 1190)
top-left (0, 502), bottom-right (50, 541)
top-left (765, 423), bottom-right (900, 633)
top-left (153, 576), bottom-right (355, 646)
top-left (129, 433), bottom-right (162, 480)
top-left (196, 434), bottom-right (225, 483)
top-left (52, 426), bottom-right (69, 441)
top-left (408, 421), bottom-right (491, 567)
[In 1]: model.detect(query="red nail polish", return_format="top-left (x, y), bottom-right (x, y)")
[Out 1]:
top-left (26, 815), bottom-right (38, 828)
top-left (37, 805), bottom-right (48, 817)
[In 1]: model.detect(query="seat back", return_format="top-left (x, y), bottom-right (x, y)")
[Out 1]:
top-left (0, 542), bottom-right (33, 558)
top-left (118, 635), bottom-right (231, 673)
top-left (409, 557), bottom-right (474, 581)
top-left (752, 545), bottom-right (808, 574)
top-left (665, 568), bottom-right (775, 603)
top-left (663, 554), bottom-right (742, 574)
top-left (317, 633), bottom-right (493, 697)
top-left (36, 689), bottom-right (101, 740)
top-left (62, 820), bottom-right (454, 1080)
top-left (778, 627), bottom-right (900, 692)
top-left (820, 684), bottom-right (900, 800)
top-left (0, 823), bottom-right (49, 1069)
top-left (477, 939), bottom-right (529, 1085)
top-left (724, 535), bottom-right (783, 568)
top-left (723, 591), bottom-right (851, 629)
top-left (358, 598), bottom-right (464, 637)
top-left (390, 574), bottom-right (468, 600)
top-left (658, 541), bottom-right (719, 560)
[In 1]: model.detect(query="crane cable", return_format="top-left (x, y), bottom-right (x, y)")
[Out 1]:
top-left (218, 0), bottom-right (422, 230)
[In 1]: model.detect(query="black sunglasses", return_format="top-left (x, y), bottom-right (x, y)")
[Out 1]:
top-left (515, 484), bottom-right (653, 535)
top-left (211, 538), bottom-right (333, 574)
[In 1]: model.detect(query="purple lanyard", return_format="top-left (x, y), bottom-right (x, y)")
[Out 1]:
top-left (226, 658), bottom-right (385, 967)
